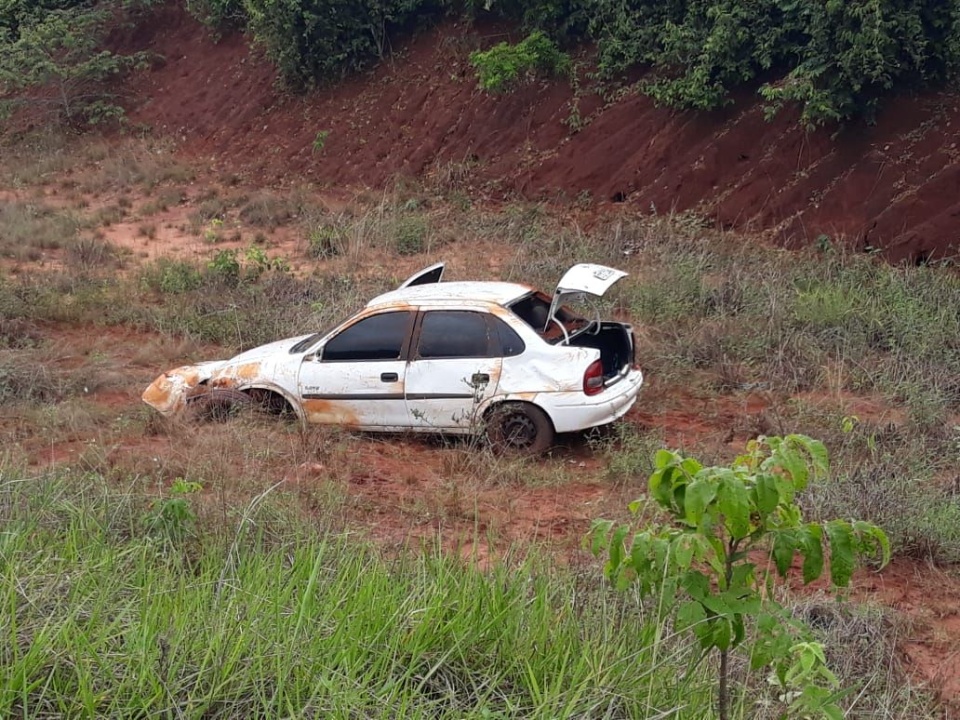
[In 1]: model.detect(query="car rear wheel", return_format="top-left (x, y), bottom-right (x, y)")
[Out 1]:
top-left (187, 388), bottom-right (253, 422)
top-left (486, 402), bottom-right (554, 455)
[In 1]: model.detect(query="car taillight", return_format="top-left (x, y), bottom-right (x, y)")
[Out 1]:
top-left (583, 359), bottom-right (604, 396)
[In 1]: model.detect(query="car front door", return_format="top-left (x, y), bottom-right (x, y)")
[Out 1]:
top-left (404, 310), bottom-right (505, 431)
top-left (297, 310), bottom-right (415, 428)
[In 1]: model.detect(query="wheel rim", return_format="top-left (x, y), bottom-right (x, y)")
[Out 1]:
top-left (499, 412), bottom-right (537, 449)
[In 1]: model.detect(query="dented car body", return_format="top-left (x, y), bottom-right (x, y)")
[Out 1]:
top-left (142, 263), bottom-right (644, 452)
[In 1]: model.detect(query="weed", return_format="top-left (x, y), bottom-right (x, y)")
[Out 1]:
top-left (311, 129), bottom-right (330, 153)
top-left (238, 192), bottom-right (300, 229)
top-left (207, 248), bottom-right (241, 286)
top-left (394, 214), bottom-right (428, 256)
top-left (140, 258), bottom-right (204, 294)
top-left (0, 201), bottom-right (80, 260)
top-left (306, 222), bottom-right (346, 259)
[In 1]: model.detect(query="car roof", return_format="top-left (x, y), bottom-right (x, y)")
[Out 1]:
top-left (367, 281), bottom-right (534, 309)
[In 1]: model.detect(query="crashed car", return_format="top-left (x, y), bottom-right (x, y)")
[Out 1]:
top-left (142, 263), bottom-right (643, 453)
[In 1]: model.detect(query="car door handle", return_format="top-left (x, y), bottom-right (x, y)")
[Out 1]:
top-left (381, 372), bottom-right (399, 382)
top-left (471, 373), bottom-right (490, 385)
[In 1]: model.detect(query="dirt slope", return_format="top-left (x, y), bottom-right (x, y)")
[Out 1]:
top-left (117, 3), bottom-right (960, 263)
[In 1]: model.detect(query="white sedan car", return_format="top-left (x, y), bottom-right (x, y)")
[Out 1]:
top-left (142, 263), bottom-right (643, 453)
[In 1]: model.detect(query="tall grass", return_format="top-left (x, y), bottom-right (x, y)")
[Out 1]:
top-left (0, 469), bottom-right (931, 719)
top-left (0, 470), bottom-right (716, 719)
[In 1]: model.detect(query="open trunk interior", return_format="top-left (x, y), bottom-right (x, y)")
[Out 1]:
top-left (567, 323), bottom-right (634, 381)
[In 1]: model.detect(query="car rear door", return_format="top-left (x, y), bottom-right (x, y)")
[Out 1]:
top-left (297, 310), bottom-right (415, 428)
top-left (404, 310), bottom-right (505, 430)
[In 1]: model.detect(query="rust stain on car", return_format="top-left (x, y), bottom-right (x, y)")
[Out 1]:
top-left (142, 367), bottom-right (202, 414)
top-left (302, 399), bottom-right (360, 426)
top-left (235, 362), bottom-right (261, 380)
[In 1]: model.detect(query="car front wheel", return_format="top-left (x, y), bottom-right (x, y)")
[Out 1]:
top-left (187, 387), bottom-right (253, 422)
top-left (486, 402), bottom-right (555, 455)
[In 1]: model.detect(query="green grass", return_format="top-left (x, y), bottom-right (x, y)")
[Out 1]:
top-left (0, 469), bottom-right (931, 719)
top-left (0, 470), bottom-right (713, 719)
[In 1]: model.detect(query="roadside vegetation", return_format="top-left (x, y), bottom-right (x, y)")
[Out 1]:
top-left (4, 0), bottom-right (960, 128)
top-left (1, 125), bottom-right (958, 714)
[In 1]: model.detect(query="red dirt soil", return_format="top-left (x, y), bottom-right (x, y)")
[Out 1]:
top-left (112, 2), bottom-right (960, 264)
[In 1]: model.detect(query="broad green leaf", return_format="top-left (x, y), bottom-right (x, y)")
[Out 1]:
top-left (692, 615), bottom-right (714, 648)
top-left (629, 532), bottom-right (651, 578)
top-left (606, 524), bottom-right (629, 577)
top-left (774, 442), bottom-right (808, 489)
top-left (673, 533), bottom-right (695, 569)
top-left (713, 617), bottom-right (733, 651)
top-left (701, 592), bottom-right (732, 617)
top-left (771, 530), bottom-right (796, 577)
top-left (801, 523), bottom-right (824, 584)
top-left (801, 436), bottom-right (830, 477)
top-left (681, 570), bottom-right (710, 600)
top-left (731, 614), bottom-right (745, 648)
top-left (718, 474), bottom-right (751, 539)
top-left (676, 600), bottom-right (706, 631)
top-left (730, 562), bottom-right (755, 591)
top-left (654, 448), bottom-right (676, 469)
top-left (684, 477), bottom-right (718, 527)
top-left (587, 519), bottom-right (613, 556)
top-left (754, 473), bottom-right (779, 517)
top-left (825, 520), bottom-right (854, 587)
top-left (854, 520), bottom-right (891, 568)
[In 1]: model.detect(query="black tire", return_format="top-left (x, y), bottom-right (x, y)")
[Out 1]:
top-left (486, 402), bottom-right (555, 455)
top-left (187, 388), bottom-right (253, 422)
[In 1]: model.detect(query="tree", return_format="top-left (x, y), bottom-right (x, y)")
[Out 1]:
top-left (0, 5), bottom-right (148, 126)
top-left (589, 435), bottom-right (890, 719)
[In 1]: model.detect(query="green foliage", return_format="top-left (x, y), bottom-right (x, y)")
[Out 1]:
top-left (241, 0), bottom-right (450, 88)
top-left (469, 31), bottom-right (570, 92)
top-left (589, 435), bottom-right (890, 719)
top-left (584, 0), bottom-right (960, 125)
top-left (140, 258), bottom-right (205, 294)
top-left (185, 0), bottom-right (246, 31)
top-left (207, 248), bottom-right (242, 285)
top-left (0, 470), bottom-right (720, 718)
top-left (394, 214), bottom-right (428, 255)
top-left (0, 4), bottom-right (149, 126)
top-left (145, 478), bottom-right (203, 543)
top-left (311, 128), bottom-right (330, 153)
top-left (307, 222), bottom-right (346, 258)
top-left (245, 244), bottom-right (290, 277)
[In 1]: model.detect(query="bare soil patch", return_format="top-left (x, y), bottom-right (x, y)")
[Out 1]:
top-left (106, 2), bottom-right (960, 263)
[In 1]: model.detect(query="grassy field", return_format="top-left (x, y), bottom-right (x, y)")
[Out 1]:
top-left (1, 131), bottom-right (958, 716)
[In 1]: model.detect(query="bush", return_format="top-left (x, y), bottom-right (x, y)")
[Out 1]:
top-left (394, 215), bottom-right (428, 255)
top-left (470, 31), bottom-right (570, 92)
top-left (0, 3), bottom-right (149, 126)
top-left (241, 0), bottom-right (450, 87)
top-left (585, 0), bottom-right (960, 125)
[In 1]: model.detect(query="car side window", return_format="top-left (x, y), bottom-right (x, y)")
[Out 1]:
top-left (417, 311), bottom-right (491, 359)
top-left (490, 316), bottom-right (525, 357)
top-left (322, 311), bottom-right (413, 361)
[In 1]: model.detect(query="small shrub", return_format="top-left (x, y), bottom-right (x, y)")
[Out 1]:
top-left (145, 478), bottom-right (203, 544)
top-left (207, 248), bottom-right (241, 286)
top-left (470, 31), bottom-right (571, 92)
top-left (590, 436), bottom-right (890, 720)
top-left (141, 258), bottom-right (204, 294)
top-left (306, 223), bottom-right (346, 259)
top-left (238, 193), bottom-right (299, 229)
top-left (394, 215), bottom-right (428, 256)
top-left (311, 129), bottom-right (330, 154)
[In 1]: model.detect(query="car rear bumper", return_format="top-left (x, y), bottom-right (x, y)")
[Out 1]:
top-left (538, 368), bottom-right (643, 433)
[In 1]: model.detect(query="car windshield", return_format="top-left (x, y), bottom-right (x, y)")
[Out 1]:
top-left (288, 322), bottom-right (338, 354)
